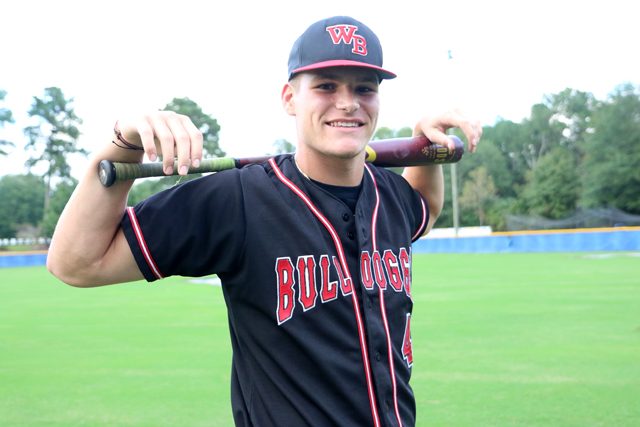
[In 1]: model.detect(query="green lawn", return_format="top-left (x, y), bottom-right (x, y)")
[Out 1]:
top-left (1, 252), bottom-right (639, 426)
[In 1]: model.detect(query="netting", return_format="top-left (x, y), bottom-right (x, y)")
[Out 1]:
top-left (505, 207), bottom-right (640, 231)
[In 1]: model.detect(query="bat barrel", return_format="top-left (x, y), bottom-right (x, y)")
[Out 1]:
top-left (365, 135), bottom-right (464, 166)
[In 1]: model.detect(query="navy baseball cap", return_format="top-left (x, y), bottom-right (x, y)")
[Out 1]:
top-left (288, 16), bottom-right (396, 81)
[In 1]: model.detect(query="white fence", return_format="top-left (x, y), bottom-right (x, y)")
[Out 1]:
top-left (0, 237), bottom-right (51, 247)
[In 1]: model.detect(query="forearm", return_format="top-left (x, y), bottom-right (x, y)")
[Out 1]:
top-left (47, 138), bottom-right (143, 286)
top-left (402, 164), bottom-right (444, 234)
top-left (405, 112), bottom-right (481, 234)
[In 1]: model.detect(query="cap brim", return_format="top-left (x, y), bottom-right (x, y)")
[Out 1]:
top-left (290, 59), bottom-right (396, 80)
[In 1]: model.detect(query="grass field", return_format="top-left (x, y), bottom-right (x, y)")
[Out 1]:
top-left (1, 253), bottom-right (639, 426)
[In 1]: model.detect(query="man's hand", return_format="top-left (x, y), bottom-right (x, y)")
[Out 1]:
top-left (413, 109), bottom-right (482, 153)
top-left (117, 111), bottom-right (204, 176)
top-left (403, 110), bottom-right (482, 235)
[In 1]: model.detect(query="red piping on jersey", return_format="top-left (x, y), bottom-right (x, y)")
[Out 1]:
top-left (269, 158), bottom-right (381, 427)
top-left (126, 207), bottom-right (163, 280)
top-left (365, 164), bottom-right (404, 427)
top-left (411, 197), bottom-right (427, 241)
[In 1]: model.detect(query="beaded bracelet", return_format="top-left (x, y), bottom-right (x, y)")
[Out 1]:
top-left (112, 121), bottom-right (144, 151)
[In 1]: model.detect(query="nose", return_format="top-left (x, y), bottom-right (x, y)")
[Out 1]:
top-left (335, 87), bottom-right (359, 113)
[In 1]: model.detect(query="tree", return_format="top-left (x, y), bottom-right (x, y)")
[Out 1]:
top-left (163, 97), bottom-right (223, 157)
top-left (581, 83), bottom-right (640, 213)
top-left (481, 119), bottom-right (529, 191)
top-left (0, 89), bottom-right (14, 156)
top-left (0, 174), bottom-right (45, 237)
top-left (131, 97), bottom-right (227, 192)
top-left (459, 166), bottom-right (496, 226)
top-left (23, 87), bottom-right (85, 212)
top-left (40, 178), bottom-right (78, 236)
top-left (520, 103), bottom-right (564, 169)
top-left (458, 135), bottom-right (515, 198)
top-left (546, 88), bottom-right (597, 155)
top-left (522, 146), bottom-right (580, 219)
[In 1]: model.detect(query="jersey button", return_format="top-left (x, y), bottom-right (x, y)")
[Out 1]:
top-left (375, 352), bottom-right (381, 361)
top-left (347, 231), bottom-right (355, 240)
top-left (342, 212), bottom-right (350, 221)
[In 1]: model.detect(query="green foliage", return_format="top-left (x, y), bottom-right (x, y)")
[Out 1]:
top-left (0, 89), bottom-right (14, 156)
top-left (459, 136), bottom-right (514, 198)
top-left (383, 84), bottom-right (640, 228)
top-left (581, 84), bottom-right (640, 213)
top-left (131, 97), bottom-right (226, 194)
top-left (163, 97), bottom-right (223, 158)
top-left (521, 146), bottom-right (580, 219)
top-left (481, 119), bottom-right (529, 188)
top-left (520, 103), bottom-right (565, 169)
top-left (484, 197), bottom-right (518, 231)
top-left (2, 83), bottom-right (640, 234)
top-left (23, 87), bottom-right (86, 213)
top-left (40, 178), bottom-right (77, 236)
top-left (546, 88), bottom-right (597, 153)
top-left (0, 174), bottom-right (45, 237)
top-left (459, 166), bottom-right (497, 225)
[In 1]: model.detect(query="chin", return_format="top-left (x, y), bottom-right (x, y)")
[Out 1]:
top-left (328, 140), bottom-right (368, 160)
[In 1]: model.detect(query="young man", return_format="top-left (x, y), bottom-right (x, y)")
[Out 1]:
top-left (48, 16), bottom-right (481, 427)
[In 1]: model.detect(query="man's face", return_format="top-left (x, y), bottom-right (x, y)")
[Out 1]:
top-left (283, 67), bottom-right (380, 160)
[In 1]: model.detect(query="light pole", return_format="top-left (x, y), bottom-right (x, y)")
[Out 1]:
top-left (448, 49), bottom-right (460, 237)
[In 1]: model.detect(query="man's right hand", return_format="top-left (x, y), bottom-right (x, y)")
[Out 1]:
top-left (117, 111), bottom-right (204, 176)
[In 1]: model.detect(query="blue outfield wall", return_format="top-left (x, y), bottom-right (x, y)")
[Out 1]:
top-left (413, 228), bottom-right (640, 253)
top-left (1, 228), bottom-right (639, 268)
top-left (0, 252), bottom-right (48, 268)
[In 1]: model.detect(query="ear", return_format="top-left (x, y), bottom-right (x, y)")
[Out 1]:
top-left (281, 82), bottom-right (296, 116)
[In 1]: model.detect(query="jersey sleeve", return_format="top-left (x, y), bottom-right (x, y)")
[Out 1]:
top-left (121, 170), bottom-right (246, 282)
top-left (409, 189), bottom-right (429, 242)
top-left (380, 169), bottom-right (429, 242)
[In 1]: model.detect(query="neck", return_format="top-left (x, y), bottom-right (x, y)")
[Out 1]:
top-left (294, 149), bottom-right (365, 187)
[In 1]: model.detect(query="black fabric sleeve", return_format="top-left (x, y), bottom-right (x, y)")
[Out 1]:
top-left (380, 169), bottom-right (430, 242)
top-left (408, 187), bottom-right (429, 242)
top-left (121, 169), bottom-right (246, 282)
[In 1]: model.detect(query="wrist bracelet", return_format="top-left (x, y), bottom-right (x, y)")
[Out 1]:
top-left (113, 121), bottom-right (144, 151)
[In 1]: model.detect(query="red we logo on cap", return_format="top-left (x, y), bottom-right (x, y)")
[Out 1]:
top-left (326, 25), bottom-right (368, 56)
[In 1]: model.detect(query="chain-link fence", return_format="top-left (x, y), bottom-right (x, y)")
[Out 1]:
top-left (505, 207), bottom-right (640, 231)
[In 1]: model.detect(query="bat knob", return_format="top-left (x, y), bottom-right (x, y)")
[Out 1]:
top-left (98, 160), bottom-right (116, 187)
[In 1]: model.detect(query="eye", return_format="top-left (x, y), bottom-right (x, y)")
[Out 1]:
top-left (357, 85), bottom-right (378, 95)
top-left (315, 82), bottom-right (336, 91)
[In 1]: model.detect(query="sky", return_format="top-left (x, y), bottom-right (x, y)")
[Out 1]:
top-left (1, 0), bottom-right (638, 178)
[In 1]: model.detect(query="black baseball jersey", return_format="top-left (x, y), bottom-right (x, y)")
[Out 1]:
top-left (121, 154), bottom-right (428, 427)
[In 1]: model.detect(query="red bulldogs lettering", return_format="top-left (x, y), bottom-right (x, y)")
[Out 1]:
top-left (276, 248), bottom-right (412, 324)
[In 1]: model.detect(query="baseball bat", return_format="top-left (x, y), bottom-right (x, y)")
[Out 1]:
top-left (98, 135), bottom-right (464, 187)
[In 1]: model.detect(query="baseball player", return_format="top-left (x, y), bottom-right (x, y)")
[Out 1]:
top-left (48, 16), bottom-right (481, 427)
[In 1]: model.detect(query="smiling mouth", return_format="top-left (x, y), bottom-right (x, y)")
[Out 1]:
top-left (327, 120), bottom-right (364, 128)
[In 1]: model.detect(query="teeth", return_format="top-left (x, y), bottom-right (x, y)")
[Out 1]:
top-left (329, 121), bottom-right (361, 127)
